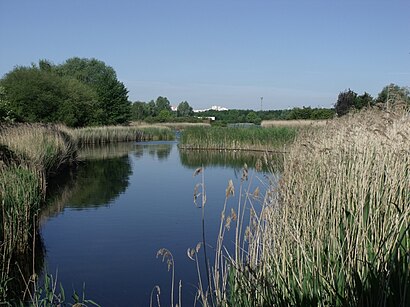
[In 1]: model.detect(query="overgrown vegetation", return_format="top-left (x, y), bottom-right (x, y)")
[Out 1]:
top-left (179, 126), bottom-right (297, 151)
top-left (193, 108), bottom-right (410, 306)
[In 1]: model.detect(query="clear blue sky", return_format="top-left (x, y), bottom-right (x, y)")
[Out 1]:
top-left (1, 0), bottom-right (409, 110)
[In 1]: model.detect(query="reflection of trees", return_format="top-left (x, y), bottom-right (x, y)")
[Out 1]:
top-left (78, 142), bottom-right (136, 160)
top-left (68, 157), bottom-right (132, 208)
top-left (42, 155), bottom-right (132, 217)
top-left (179, 149), bottom-right (283, 172)
top-left (134, 143), bottom-right (172, 161)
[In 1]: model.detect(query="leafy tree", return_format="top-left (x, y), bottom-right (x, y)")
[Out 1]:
top-left (155, 96), bottom-right (171, 114)
top-left (0, 66), bottom-right (64, 122)
top-left (146, 100), bottom-right (157, 117)
top-left (376, 84), bottom-right (410, 107)
top-left (131, 101), bottom-right (148, 121)
top-left (0, 86), bottom-right (15, 122)
top-left (57, 57), bottom-right (131, 125)
top-left (0, 57), bottom-right (131, 127)
top-left (38, 59), bottom-right (54, 72)
top-left (354, 92), bottom-right (373, 110)
top-left (57, 77), bottom-right (98, 127)
top-left (93, 74), bottom-right (131, 125)
top-left (177, 101), bottom-right (193, 117)
top-left (157, 109), bottom-right (173, 122)
top-left (245, 111), bottom-right (261, 124)
top-left (335, 89), bottom-right (357, 117)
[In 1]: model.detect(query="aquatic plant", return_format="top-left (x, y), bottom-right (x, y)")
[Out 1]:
top-left (196, 109), bottom-right (410, 306)
top-left (0, 124), bottom-right (77, 176)
top-left (179, 126), bottom-right (297, 151)
top-left (70, 125), bottom-right (175, 145)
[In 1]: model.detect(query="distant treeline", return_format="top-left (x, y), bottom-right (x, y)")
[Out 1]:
top-left (195, 107), bottom-right (335, 125)
top-left (1, 57), bottom-right (408, 126)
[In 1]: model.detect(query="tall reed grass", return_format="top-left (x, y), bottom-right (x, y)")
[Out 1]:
top-left (197, 109), bottom-right (410, 306)
top-left (69, 125), bottom-right (174, 145)
top-left (0, 124), bottom-right (77, 176)
top-left (179, 126), bottom-right (297, 152)
top-left (0, 124), bottom-right (78, 302)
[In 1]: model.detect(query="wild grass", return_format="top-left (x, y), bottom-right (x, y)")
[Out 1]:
top-left (261, 119), bottom-right (329, 128)
top-left (0, 124), bottom-right (77, 176)
top-left (179, 126), bottom-right (297, 152)
top-left (194, 108), bottom-right (410, 306)
top-left (69, 125), bottom-right (175, 145)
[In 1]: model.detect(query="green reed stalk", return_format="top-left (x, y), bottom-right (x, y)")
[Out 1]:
top-left (179, 126), bottom-right (297, 151)
top-left (70, 125), bottom-right (174, 145)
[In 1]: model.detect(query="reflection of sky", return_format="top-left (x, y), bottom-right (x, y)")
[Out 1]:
top-left (41, 142), bottom-right (277, 306)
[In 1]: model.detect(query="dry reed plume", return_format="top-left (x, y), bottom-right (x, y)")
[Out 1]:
top-left (200, 109), bottom-right (409, 306)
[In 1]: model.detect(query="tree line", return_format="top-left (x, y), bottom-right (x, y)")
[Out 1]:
top-left (335, 85), bottom-right (410, 116)
top-left (1, 57), bottom-right (408, 126)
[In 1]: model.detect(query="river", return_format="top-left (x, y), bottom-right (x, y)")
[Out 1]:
top-left (40, 141), bottom-right (278, 306)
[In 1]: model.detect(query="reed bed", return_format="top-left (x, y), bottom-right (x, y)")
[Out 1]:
top-left (69, 125), bottom-right (174, 145)
top-left (0, 124), bottom-right (77, 176)
top-left (261, 119), bottom-right (329, 128)
top-left (131, 121), bottom-right (211, 129)
top-left (0, 124), bottom-right (79, 302)
top-left (197, 109), bottom-right (410, 306)
top-left (179, 126), bottom-right (297, 152)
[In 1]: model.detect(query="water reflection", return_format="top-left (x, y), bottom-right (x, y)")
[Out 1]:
top-left (78, 142), bottom-right (137, 160)
top-left (39, 142), bottom-right (277, 306)
top-left (134, 141), bottom-right (173, 160)
top-left (179, 149), bottom-right (283, 172)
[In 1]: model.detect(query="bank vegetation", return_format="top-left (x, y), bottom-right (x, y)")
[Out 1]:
top-left (195, 108), bottom-right (409, 306)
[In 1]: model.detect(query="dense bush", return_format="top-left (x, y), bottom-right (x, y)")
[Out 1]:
top-left (0, 58), bottom-right (131, 127)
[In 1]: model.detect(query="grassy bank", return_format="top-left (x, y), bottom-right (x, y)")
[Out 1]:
top-left (179, 126), bottom-right (297, 152)
top-left (0, 124), bottom-right (77, 302)
top-left (197, 109), bottom-right (410, 306)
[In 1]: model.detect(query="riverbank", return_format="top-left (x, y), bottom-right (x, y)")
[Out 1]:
top-left (0, 123), bottom-right (173, 303)
top-left (202, 108), bottom-right (410, 306)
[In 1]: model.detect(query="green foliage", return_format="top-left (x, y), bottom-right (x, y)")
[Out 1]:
top-left (57, 58), bottom-right (131, 126)
top-left (0, 58), bottom-right (131, 127)
top-left (245, 111), bottom-right (261, 124)
top-left (155, 96), bottom-right (172, 114)
top-left (354, 92), bottom-right (373, 109)
top-left (0, 86), bottom-right (16, 123)
top-left (157, 109), bottom-right (174, 122)
top-left (335, 89), bottom-right (358, 116)
top-left (180, 126), bottom-right (297, 150)
top-left (176, 101), bottom-right (193, 117)
top-left (66, 156), bottom-right (132, 209)
top-left (198, 108), bottom-right (334, 125)
top-left (131, 101), bottom-right (148, 121)
top-left (376, 83), bottom-right (410, 107)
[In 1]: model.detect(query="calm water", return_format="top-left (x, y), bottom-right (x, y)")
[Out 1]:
top-left (40, 141), bottom-right (276, 306)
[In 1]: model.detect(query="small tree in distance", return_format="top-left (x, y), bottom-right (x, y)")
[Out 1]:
top-left (177, 101), bottom-right (194, 117)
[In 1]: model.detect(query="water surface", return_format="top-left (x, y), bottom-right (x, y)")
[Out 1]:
top-left (41, 141), bottom-right (276, 306)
